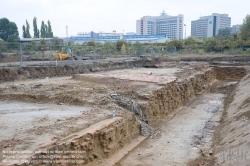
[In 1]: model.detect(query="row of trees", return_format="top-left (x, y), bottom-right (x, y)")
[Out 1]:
top-left (22, 17), bottom-right (53, 38)
top-left (0, 17), bottom-right (53, 43)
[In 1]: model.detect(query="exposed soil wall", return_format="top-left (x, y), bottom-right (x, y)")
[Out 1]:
top-left (144, 69), bottom-right (216, 125)
top-left (0, 59), bottom-right (157, 83)
top-left (214, 66), bottom-right (247, 81)
top-left (20, 115), bottom-right (140, 166)
top-left (141, 67), bottom-right (247, 126)
top-left (179, 56), bottom-right (250, 62)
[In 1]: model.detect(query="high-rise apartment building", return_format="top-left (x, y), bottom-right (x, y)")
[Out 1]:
top-left (191, 13), bottom-right (231, 39)
top-left (136, 11), bottom-right (184, 40)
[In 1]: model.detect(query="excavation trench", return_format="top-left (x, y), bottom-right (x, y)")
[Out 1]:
top-left (0, 64), bottom-right (247, 166)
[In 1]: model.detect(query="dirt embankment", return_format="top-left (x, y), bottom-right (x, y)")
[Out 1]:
top-left (144, 69), bottom-right (215, 125)
top-left (179, 55), bottom-right (250, 63)
top-left (211, 71), bottom-right (250, 166)
top-left (18, 114), bottom-right (140, 166)
top-left (139, 67), bottom-right (246, 126)
top-left (214, 66), bottom-right (247, 80)
top-left (0, 53), bottom-right (20, 63)
top-left (0, 59), bottom-right (158, 83)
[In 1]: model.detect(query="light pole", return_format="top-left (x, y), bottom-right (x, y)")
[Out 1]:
top-left (184, 24), bottom-right (186, 39)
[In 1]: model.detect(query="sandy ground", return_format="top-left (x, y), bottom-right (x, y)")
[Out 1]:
top-left (0, 101), bottom-right (114, 154)
top-left (0, 56), bottom-right (138, 67)
top-left (0, 67), bottom-right (191, 163)
top-left (0, 102), bottom-right (85, 140)
top-left (81, 68), bottom-right (180, 85)
top-left (3, 63), bottom-right (239, 166)
top-left (120, 93), bottom-right (225, 166)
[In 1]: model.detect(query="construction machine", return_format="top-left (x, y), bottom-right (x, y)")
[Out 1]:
top-left (52, 48), bottom-right (73, 60)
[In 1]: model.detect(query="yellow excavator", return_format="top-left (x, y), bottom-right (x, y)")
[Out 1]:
top-left (52, 48), bottom-right (73, 60)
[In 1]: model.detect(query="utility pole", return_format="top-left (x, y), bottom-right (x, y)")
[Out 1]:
top-left (66, 26), bottom-right (68, 38)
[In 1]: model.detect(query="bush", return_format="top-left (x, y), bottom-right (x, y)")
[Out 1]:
top-left (198, 49), bottom-right (205, 55)
top-left (204, 38), bottom-right (221, 52)
top-left (0, 42), bottom-right (8, 52)
top-left (166, 40), bottom-right (184, 50)
top-left (116, 40), bottom-right (127, 51)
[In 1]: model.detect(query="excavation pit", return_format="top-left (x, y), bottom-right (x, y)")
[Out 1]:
top-left (0, 61), bottom-right (248, 166)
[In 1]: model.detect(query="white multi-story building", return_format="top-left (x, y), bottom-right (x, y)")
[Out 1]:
top-left (191, 13), bottom-right (231, 39)
top-left (136, 10), bottom-right (184, 40)
top-left (231, 24), bottom-right (241, 34)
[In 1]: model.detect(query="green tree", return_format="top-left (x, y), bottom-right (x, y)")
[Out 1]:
top-left (25, 20), bottom-right (31, 38)
top-left (129, 44), bottom-right (135, 55)
top-left (6, 35), bottom-right (19, 49)
top-left (46, 20), bottom-right (53, 38)
top-left (0, 18), bottom-right (19, 41)
top-left (184, 37), bottom-right (203, 48)
top-left (67, 41), bottom-right (72, 46)
top-left (52, 37), bottom-right (61, 50)
top-left (116, 39), bottom-right (127, 51)
top-left (134, 42), bottom-right (144, 56)
top-left (40, 39), bottom-right (45, 46)
top-left (166, 40), bottom-right (184, 50)
top-left (121, 43), bottom-right (126, 54)
top-left (221, 39), bottom-right (233, 49)
top-left (33, 17), bottom-right (39, 38)
top-left (87, 40), bottom-right (96, 47)
top-left (6, 35), bottom-right (19, 42)
top-left (44, 24), bottom-right (48, 37)
top-left (217, 27), bottom-right (231, 39)
top-left (103, 41), bottom-right (114, 50)
top-left (22, 25), bottom-right (27, 38)
top-left (38, 39), bottom-right (46, 51)
top-left (240, 15), bottom-right (250, 41)
top-left (30, 40), bottom-right (37, 51)
top-left (0, 39), bottom-right (8, 52)
top-left (232, 38), bottom-right (244, 48)
top-left (40, 21), bottom-right (46, 38)
top-left (204, 38), bottom-right (221, 52)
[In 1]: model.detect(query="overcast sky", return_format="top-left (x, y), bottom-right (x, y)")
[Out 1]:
top-left (1, 0), bottom-right (249, 38)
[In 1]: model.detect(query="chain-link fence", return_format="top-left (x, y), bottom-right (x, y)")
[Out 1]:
top-left (2, 41), bottom-right (248, 67)
top-left (0, 42), bottom-right (174, 67)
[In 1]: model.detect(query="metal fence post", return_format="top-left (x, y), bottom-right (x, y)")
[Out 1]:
top-left (50, 42), bottom-right (52, 62)
top-left (110, 49), bottom-right (111, 61)
top-left (71, 47), bottom-right (74, 63)
top-left (43, 51), bottom-right (45, 66)
top-left (101, 48), bottom-right (103, 58)
top-left (150, 47), bottom-right (153, 57)
top-left (93, 48), bottom-right (96, 62)
top-left (19, 42), bottom-right (24, 67)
